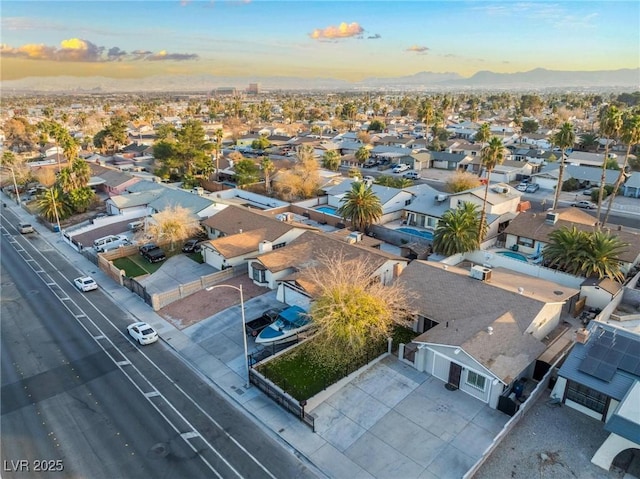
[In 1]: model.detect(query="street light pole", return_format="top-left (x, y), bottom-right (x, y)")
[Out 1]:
top-left (205, 284), bottom-right (250, 388)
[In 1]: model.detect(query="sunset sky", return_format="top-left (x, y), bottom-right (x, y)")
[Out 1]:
top-left (2, 1), bottom-right (639, 82)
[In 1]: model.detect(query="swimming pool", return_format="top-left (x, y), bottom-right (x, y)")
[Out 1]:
top-left (497, 250), bottom-right (528, 262)
top-left (397, 227), bottom-right (434, 241)
top-left (316, 206), bottom-right (339, 216)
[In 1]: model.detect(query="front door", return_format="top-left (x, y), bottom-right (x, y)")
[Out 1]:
top-left (448, 362), bottom-right (462, 389)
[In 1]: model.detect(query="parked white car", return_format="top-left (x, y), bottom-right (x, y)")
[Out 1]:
top-left (74, 276), bottom-right (98, 292)
top-left (403, 171), bottom-right (421, 180)
top-left (127, 322), bottom-right (158, 345)
top-left (392, 164), bottom-right (410, 173)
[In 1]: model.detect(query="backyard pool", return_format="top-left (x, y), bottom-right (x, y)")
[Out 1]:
top-left (315, 206), bottom-right (339, 216)
top-left (397, 227), bottom-right (434, 241)
top-left (497, 250), bottom-right (528, 262)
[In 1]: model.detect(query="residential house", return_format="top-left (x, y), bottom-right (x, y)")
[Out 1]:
top-left (324, 178), bottom-right (413, 222)
top-left (106, 180), bottom-right (221, 219)
top-left (467, 158), bottom-right (535, 183)
top-left (89, 164), bottom-right (142, 197)
top-left (247, 229), bottom-right (408, 308)
top-left (402, 183), bottom-right (522, 240)
top-left (399, 260), bottom-right (579, 409)
top-left (448, 141), bottom-right (483, 158)
top-left (568, 151), bottom-right (623, 169)
top-left (580, 277), bottom-right (623, 311)
top-left (199, 206), bottom-right (315, 270)
top-left (519, 133), bottom-right (552, 150)
top-left (502, 208), bottom-right (640, 275)
top-left (429, 151), bottom-right (471, 171)
top-left (551, 322), bottom-right (640, 471)
top-left (622, 172), bottom-right (640, 198)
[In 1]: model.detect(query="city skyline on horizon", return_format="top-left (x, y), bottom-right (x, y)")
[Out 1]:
top-left (2, 1), bottom-right (639, 84)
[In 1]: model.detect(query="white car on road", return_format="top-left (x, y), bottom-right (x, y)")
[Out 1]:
top-left (127, 322), bottom-right (159, 345)
top-left (74, 276), bottom-right (98, 292)
top-left (392, 164), bottom-right (410, 173)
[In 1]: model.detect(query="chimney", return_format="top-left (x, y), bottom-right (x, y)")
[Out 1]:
top-left (576, 328), bottom-right (590, 344)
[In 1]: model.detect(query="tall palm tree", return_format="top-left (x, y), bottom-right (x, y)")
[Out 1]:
top-left (2, 152), bottom-right (22, 204)
top-left (478, 137), bottom-right (506, 240)
top-left (550, 122), bottom-right (576, 210)
top-left (337, 182), bottom-right (382, 232)
top-left (433, 202), bottom-right (483, 256)
top-left (543, 226), bottom-right (587, 275)
top-left (603, 112), bottom-right (640, 225)
top-left (596, 105), bottom-right (623, 225)
top-left (36, 186), bottom-right (72, 223)
top-left (261, 157), bottom-right (275, 193)
top-left (474, 123), bottom-right (492, 176)
top-left (214, 128), bottom-right (224, 181)
top-left (580, 230), bottom-right (627, 282)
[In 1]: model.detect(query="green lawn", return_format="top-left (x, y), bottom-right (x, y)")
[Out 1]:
top-left (113, 250), bottom-right (204, 277)
top-left (257, 339), bottom-right (388, 401)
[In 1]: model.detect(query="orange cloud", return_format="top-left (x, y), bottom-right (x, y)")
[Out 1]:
top-left (310, 22), bottom-right (364, 40)
top-left (1, 39), bottom-right (198, 62)
top-left (406, 45), bottom-right (429, 53)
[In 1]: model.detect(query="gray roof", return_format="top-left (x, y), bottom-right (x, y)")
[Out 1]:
top-left (623, 172), bottom-right (640, 188)
top-left (125, 181), bottom-right (215, 214)
top-left (538, 164), bottom-right (621, 184)
top-left (325, 179), bottom-right (407, 206)
top-left (558, 323), bottom-right (640, 401)
top-left (430, 151), bottom-right (468, 163)
top-left (400, 261), bottom-right (548, 383)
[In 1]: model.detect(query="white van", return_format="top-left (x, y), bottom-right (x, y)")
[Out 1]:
top-left (93, 235), bottom-right (129, 253)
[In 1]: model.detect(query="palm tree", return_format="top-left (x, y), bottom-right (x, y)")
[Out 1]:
top-left (214, 128), bottom-right (224, 181)
top-left (478, 137), bottom-right (506, 240)
top-left (433, 202), bottom-right (484, 256)
top-left (355, 146), bottom-right (370, 165)
top-left (36, 186), bottom-right (72, 223)
top-left (596, 105), bottom-right (623, 225)
top-left (550, 122), bottom-right (576, 210)
top-left (543, 226), bottom-right (587, 275)
top-left (2, 152), bottom-right (22, 204)
top-left (337, 182), bottom-right (382, 232)
top-left (580, 230), bottom-right (627, 282)
top-left (261, 157), bottom-right (275, 193)
top-left (543, 226), bottom-right (626, 281)
top-left (474, 122), bottom-right (492, 176)
top-left (603, 112), bottom-right (640, 225)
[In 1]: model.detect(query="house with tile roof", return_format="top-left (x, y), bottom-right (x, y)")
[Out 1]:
top-left (248, 230), bottom-right (409, 309)
top-left (502, 207), bottom-right (640, 276)
top-left (398, 260), bottom-right (579, 409)
top-left (199, 206), bottom-right (316, 270)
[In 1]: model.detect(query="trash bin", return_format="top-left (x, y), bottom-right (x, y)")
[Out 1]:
top-left (53, 225), bottom-right (60, 232)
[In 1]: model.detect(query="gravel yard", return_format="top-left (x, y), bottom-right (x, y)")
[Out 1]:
top-left (474, 393), bottom-right (626, 479)
top-left (156, 275), bottom-right (269, 330)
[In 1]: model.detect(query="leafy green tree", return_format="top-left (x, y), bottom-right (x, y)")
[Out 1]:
top-left (305, 252), bottom-right (412, 370)
top-left (478, 137), bottom-right (506, 239)
top-left (355, 146), bottom-right (370, 164)
top-left (337, 181), bottom-right (382, 232)
top-left (367, 119), bottom-right (385, 132)
top-left (433, 202), bottom-right (483, 256)
top-left (321, 150), bottom-right (341, 171)
top-left (551, 122), bottom-right (576, 209)
top-left (521, 119), bottom-right (539, 134)
top-left (544, 226), bottom-right (626, 281)
top-left (251, 135), bottom-right (271, 151)
top-left (234, 159), bottom-right (260, 186)
top-left (596, 105), bottom-right (623, 224)
top-left (67, 187), bottom-right (94, 213)
top-left (578, 132), bottom-right (599, 151)
top-left (603, 112), bottom-right (640, 224)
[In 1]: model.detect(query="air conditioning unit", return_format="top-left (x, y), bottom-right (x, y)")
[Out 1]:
top-left (545, 212), bottom-right (559, 225)
top-left (345, 236), bottom-right (357, 244)
top-left (436, 194), bottom-right (448, 202)
top-left (470, 265), bottom-right (492, 281)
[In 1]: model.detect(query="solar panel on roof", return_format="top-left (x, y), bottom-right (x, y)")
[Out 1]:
top-left (579, 357), bottom-right (600, 375)
top-left (593, 362), bottom-right (617, 382)
top-left (618, 354), bottom-right (640, 374)
top-left (634, 363), bottom-right (640, 376)
top-left (615, 336), bottom-right (633, 352)
top-left (589, 344), bottom-right (608, 360)
top-left (603, 349), bottom-right (624, 367)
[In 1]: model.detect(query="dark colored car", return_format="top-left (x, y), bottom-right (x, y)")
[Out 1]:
top-left (182, 239), bottom-right (201, 253)
top-left (139, 243), bottom-right (166, 263)
top-left (245, 307), bottom-right (284, 337)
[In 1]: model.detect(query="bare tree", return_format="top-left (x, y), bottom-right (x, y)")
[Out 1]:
top-left (144, 205), bottom-right (202, 251)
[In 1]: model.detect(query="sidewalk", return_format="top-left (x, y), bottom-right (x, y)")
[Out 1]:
top-left (4, 196), bottom-right (517, 479)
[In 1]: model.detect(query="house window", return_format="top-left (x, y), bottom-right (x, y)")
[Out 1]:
top-left (466, 370), bottom-right (486, 391)
top-left (252, 268), bottom-right (266, 284)
top-left (426, 217), bottom-right (438, 228)
top-left (517, 236), bottom-right (534, 248)
top-left (566, 380), bottom-right (607, 414)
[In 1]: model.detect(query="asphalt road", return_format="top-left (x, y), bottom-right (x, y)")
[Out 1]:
top-left (0, 212), bottom-right (319, 479)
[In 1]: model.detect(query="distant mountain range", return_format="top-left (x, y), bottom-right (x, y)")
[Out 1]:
top-left (2, 68), bottom-right (638, 93)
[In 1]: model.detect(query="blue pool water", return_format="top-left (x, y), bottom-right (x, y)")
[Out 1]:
top-left (397, 227), bottom-right (434, 241)
top-left (497, 250), bottom-right (528, 262)
top-left (316, 206), bottom-right (339, 216)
